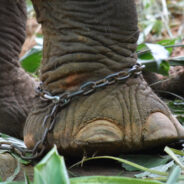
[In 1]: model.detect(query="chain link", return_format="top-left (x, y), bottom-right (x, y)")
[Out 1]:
top-left (0, 64), bottom-right (145, 161)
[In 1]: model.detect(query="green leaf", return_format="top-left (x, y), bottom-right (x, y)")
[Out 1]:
top-left (26, 0), bottom-right (33, 8)
top-left (121, 155), bottom-right (171, 172)
top-left (135, 161), bottom-right (175, 178)
top-left (0, 133), bottom-right (26, 151)
top-left (166, 166), bottom-right (181, 184)
top-left (156, 39), bottom-right (176, 54)
top-left (71, 156), bottom-right (168, 177)
top-left (137, 40), bottom-right (179, 58)
top-left (20, 46), bottom-right (42, 73)
top-left (168, 100), bottom-right (184, 124)
top-left (176, 116), bottom-right (184, 125)
top-left (159, 61), bottom-right (170, 76)
top-left (138, 59), bottom-right (170, 75)
top-left (164, 147), bottom-right (184, 169)
top-left (24, 172), bottom-right (31, 184)
top-left (0, 182), bottom-right (26, 184)
top-left (33, 146), bottom-right (70, 184)
top-left (70, 176), bottom-right (163, 184)
top-left (137, 42), bottom-right (172, 75)
top-left (145, 43), bottom-right (169, 67)
top-left (152, 20), bottom-right (163, 35)
top-left (168, 100), bottom-right (184, 114)
top-left (136, 43), bottom-right (147, 52)
top-left (138, 53), bottom-right (154, 60)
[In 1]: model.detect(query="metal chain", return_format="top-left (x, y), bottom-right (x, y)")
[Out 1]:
top-left (0, 63), bottom-right (145, 161)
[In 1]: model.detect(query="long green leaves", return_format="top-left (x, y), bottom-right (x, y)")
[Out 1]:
top-left (70, 156), bottom-right (168, 177)
top-left (164, 147), bottom-right (184, 169)
top-left (2, 146), bottom-right (184, 184)
top-left (70, 176), bottom-right (163, 184)
top-left (121, 155), bottom-right (171, 172)
top-left (166, 166), bottom-right (181, 184)
top-left (137, 42), bottom-right (184, 75)
top-left (34, 146), bottom-right (70, 184)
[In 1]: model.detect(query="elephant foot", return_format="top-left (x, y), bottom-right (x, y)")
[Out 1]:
top-left (24, 75), bottom-right (184, 156)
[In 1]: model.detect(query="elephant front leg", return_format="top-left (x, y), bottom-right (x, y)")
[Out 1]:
top-left (24, 0), bottom-right (184, 156)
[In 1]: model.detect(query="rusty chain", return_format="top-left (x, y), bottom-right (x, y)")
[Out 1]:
top-left (0, 63), bottom-right (145, 161)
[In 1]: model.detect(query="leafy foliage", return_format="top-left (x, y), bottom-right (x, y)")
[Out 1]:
top-left (20, 37), bottom-right (43, 73)
top-left (33, 146), bottom-right (70, 184)
top-left (137, 0), bottom-right (184, 43)
top-left (121, 155), bottom-right (171, 172)
top-left (137, 39), bottom-right (184, 75)
top-left (4, 146), bottom-right (184, 184)
top-left (20, 47), bottom-right (42, 73)
top-left (168, 100), bottom-right (184, 125)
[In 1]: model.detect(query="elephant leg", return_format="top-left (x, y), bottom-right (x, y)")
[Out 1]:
top-left (143, 66), bottom-right (184, 98)
top-left (24, 0), bottom-right (184, 156)
top-left (0, 0), bottom-right (36, 139)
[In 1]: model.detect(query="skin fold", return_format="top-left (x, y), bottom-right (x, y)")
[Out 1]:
top-left (31, 0), bottom-right (139, 94)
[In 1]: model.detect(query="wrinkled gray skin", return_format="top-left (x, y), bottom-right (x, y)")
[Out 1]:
top-left (0, 0), bottom-right (35, 139)
top-left (0, 0), bottom-right (184, 157)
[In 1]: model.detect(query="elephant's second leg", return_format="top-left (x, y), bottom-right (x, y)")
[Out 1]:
top-left (0, 0), bottom-right (36, 138)
top-left (143, 67), bottom-right (184, 97)
top-left (24, 0), bottom-right (184, 156)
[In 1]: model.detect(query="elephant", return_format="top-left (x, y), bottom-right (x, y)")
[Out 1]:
top-left (0, 0), bottom-right (184, 159)
top-left (0, 0), bottom-right (36, 139)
